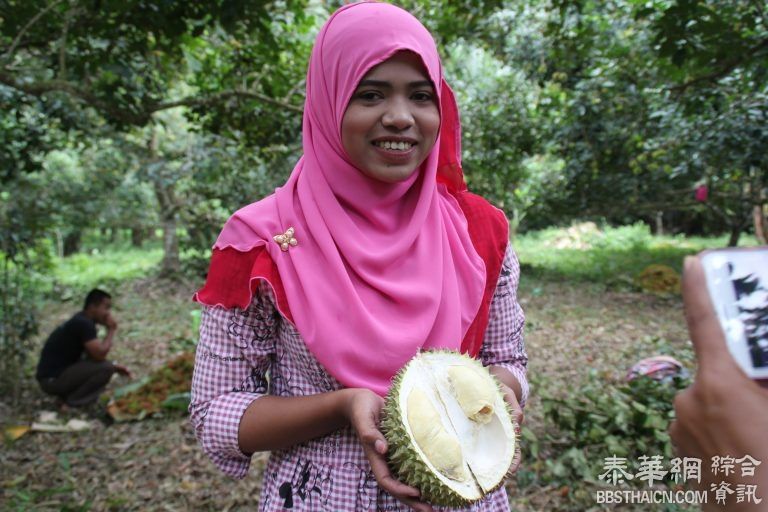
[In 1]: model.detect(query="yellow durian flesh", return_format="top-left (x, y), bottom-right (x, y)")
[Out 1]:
top-left (381, 350), bottom-right (516, 507)
top-left (447, 365), bottom-right (496, 424)
top-left (407, 388), bottom-right (468, 481)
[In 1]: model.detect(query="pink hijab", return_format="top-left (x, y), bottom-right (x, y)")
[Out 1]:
top-left (214, 1), bottom-right (485, 396)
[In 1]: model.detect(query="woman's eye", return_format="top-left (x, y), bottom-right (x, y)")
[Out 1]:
top-left (412, 91), bottom-right (433, 102)
top-left (357, 91), bottom-right (382, 101)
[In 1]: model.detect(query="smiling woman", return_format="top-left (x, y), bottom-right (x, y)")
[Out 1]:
top-left (188, 2), bottom-right (529, 511)
top-left (342, 51), bottom-right (440, 184)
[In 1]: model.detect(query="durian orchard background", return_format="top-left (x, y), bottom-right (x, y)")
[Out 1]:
top-left (1, 0), bottom-right (765, 510)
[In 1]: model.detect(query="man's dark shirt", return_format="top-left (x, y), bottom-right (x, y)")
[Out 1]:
top-left (36, 312), bottom-right (97, 380)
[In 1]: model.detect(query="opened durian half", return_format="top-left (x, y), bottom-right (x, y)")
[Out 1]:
top-left (381, 350), bottom-right (517, 507)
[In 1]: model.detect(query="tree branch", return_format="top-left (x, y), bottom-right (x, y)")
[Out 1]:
top-left (668, 37), bottom-right (768, 92)
top-left (750, 0), bottom-right (766, 21)
top-left (0, 70), bottom-right (303, 126)
top-left (151, 89), bottom-right (303, 114)
top-left (0, 70), bottom-right (151, 125)
top-left (282, 79), bottom-right (306, 103)
top-left (57, 3), bottom-right (82, 81)
top-left (2, 0), bottom-right (65, 63)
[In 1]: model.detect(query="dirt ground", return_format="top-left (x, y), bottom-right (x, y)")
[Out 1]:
top-left (1, 276), bottom-right (692, 511)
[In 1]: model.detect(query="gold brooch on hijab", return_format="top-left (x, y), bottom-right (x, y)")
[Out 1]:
top-left (274, 227), bottom-right (298, 252)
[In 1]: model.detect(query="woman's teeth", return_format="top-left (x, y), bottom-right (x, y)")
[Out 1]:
top-left (374, 141), bottom-right (414, 151)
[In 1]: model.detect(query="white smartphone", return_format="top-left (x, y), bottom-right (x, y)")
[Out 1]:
top-left (700, 247), bottom-right (768, 380)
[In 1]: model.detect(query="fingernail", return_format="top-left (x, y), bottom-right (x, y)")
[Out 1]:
top-left (375, 439), bottom-right (386, 454)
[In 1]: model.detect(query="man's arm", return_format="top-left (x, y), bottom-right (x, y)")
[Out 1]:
top-left (83, 315), bottom-right (117, 361)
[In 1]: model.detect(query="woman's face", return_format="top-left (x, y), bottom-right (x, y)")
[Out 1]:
top-left (341, 51), bottom-right (440, 184)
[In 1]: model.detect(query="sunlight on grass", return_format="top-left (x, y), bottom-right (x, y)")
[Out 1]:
top-left (514, 222), bottom-right (759, 286)
top-left (53, 247), bottom-right (163, 292)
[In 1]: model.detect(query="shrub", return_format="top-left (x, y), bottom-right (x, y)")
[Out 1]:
top-left (0, 261), bottom-right (41, 403)
top-left (519, 368), bottom-right (691, 507)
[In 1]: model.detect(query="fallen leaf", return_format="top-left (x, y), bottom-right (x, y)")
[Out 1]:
top-left (4, 425), bottom-right (30, 441)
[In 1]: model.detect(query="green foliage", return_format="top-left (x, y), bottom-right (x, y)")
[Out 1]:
top-left (1, 0), bottom-right (310, 127)
top-left (0, 88), bottom-right (66, 183)
top-left (445, 42), bottom-right (538, 223)
top-left (511, 155), bottom-right (567, 233)
top-left (520, 367), bottom-right (691, 505)
top-left (487, 0), bottom-right (768, 235)
top-left (514, 223), bottom-right (752, 287)
top-left (0, 179), bottom-right (54, 403)
top-left (51, 247), bottom-right (163, 299)
top-left (638, 0), bottom-right (767, 82)
top-left (394, 0), bottom-right (505, 45)
top-left (0, 256), bottom-right (44, 404)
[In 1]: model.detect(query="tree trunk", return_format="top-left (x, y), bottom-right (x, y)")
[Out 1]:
top-left (130, 227), bottom-right (146, 247)
top-left (154, 182), bottom-right (181, 277)
top-left (148, 129), bottom-right (181, 278)
top-left (727, 224), bottom-right (742, 247)
top-left (160, 218), bottom-right (180, 275)
top-left (754, 204), bottom-right (767, 245)
top-left (54, 229), bottom-right (63, 258)
top-left (655, 211), bottom-right (664, 236)
top-left (63, 230), bottom-right (81, 256)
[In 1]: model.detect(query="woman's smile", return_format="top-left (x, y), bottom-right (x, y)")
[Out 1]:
top-left (371, 136), bottom-right (419, 165)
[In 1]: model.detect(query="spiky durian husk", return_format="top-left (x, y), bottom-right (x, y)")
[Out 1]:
top-left (381, 363), bottom-right (475, 508)
top-left (380, 350), bottom-right (520, 507)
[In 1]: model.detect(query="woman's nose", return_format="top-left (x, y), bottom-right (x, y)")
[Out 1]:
top-left (382, 98), bottom-right (414, 130)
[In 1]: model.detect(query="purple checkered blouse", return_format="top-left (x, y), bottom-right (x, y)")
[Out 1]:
top-left (190, 244), bottom-right (529, 511)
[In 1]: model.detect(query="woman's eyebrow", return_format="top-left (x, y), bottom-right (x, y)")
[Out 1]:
top-left (357, 79), bottom-right (434, 89)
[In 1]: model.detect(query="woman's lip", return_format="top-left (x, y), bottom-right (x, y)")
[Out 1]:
top-left (371, 143), bottom-right (417, 163)
top-left (371, 138), bottom-right (418, 144)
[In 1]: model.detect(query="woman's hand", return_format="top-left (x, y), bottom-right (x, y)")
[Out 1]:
top-left (488, 366), bottom-right (524, 476)
top-left (498, 381), bottom-right (524, 475)
top-left (343, 388), bottom-right (435, 512)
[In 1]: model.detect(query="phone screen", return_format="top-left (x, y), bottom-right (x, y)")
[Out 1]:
top-left (701, 249), bottom-right (768, 377)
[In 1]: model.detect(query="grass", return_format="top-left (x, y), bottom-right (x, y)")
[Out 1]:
top-left (513, 222), bottom-right (759, 287)
top-left (50, 245), bottom-right (163, 299)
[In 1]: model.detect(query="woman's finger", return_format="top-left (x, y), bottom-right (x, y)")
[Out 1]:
top-left (373, 467), bottom-right (433, 511)
top-left (362, 441), bottom-right (435, 511)
top-left (507, 440), bottom-right (522, 476)
top-left (398, 498), bottom-right (435, 512)
top-left (364, 443), bottom-right (421, 499)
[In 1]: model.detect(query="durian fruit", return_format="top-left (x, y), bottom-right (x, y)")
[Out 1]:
top-left (381, 350), bottom-right (517, 507)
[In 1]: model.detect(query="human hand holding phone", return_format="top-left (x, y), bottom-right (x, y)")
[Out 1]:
top-left (700, 247), bottom-right (768, 380)
top-left (670, 255), bottom-right (768, 510)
